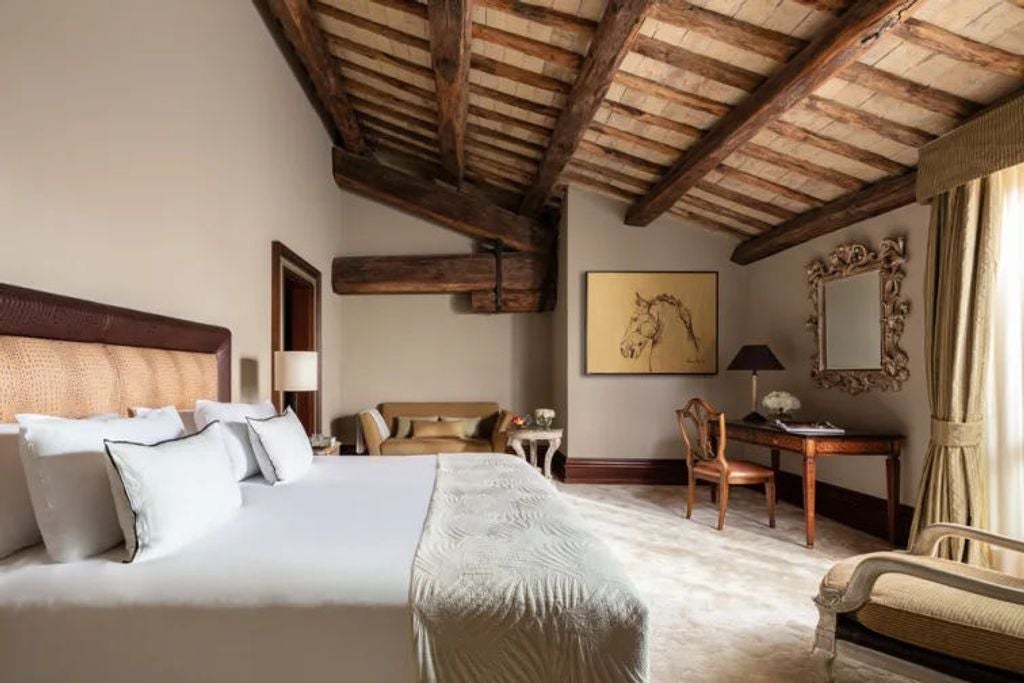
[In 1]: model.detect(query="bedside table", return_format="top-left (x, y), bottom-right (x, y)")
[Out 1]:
top-left (312, 443), bottom-right (341, 456)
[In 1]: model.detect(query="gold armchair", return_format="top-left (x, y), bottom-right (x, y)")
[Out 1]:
top-left (814, 523), bottom-right (1024, 680)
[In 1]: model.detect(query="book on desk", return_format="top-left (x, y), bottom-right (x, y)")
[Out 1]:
top-left (773, 419), bottom-right (845, 436)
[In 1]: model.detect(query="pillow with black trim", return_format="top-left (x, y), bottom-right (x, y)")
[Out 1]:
top-left (104, 421), bottom-right (240, 562)
top-left (245, 408), bottom-right (313, 485)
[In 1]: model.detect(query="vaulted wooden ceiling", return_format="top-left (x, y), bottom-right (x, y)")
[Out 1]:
top-left (261, 0), bottom-right (1024, 264)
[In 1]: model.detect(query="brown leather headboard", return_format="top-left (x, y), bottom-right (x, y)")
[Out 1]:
top-left (0, 284), bottom-right (230, 421)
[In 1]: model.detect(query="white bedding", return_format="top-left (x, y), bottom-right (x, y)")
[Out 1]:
top-left (0, 456), bottom-right (437, 683)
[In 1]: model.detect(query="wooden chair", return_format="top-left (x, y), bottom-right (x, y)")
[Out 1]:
top-left (677, 398), bottom-right (775, 530)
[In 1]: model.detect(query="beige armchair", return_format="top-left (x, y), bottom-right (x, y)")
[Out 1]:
top-left (814, 523), bottom-right (1024, 681)
top-left (358, 402), bottom-right (513, 456)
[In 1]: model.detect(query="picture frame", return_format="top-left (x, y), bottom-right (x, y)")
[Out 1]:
top-left (585, 271), bottom-right (719, 375)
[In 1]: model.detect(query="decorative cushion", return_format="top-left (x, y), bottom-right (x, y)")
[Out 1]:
top-left (246, 408), bottom-right (313, 484)
top-left (824, 552), bottom-right (1024, 673)
top-left (194, 399), bottom-right (277, 480)
top-left (414, 420), bottom-right (465, 438)
top-left (441, 416), bottom-right (483, 438)
top-left (16, 407), bottom-right (185, 562)
top-left (104, 421), bottom-right (240, 562)
top-left (393, 415), bottom-right (439, 439)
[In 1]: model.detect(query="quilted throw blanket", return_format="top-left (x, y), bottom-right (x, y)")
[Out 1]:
top-left (410, 454), bottom-right (649, 683)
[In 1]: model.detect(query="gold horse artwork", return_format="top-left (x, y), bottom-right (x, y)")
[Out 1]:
top-left (620, 293), bottom-right (703, 373)
top-left (586, 271), bottom-right (718, 375)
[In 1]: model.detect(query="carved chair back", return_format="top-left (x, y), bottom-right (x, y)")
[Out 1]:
top-left (677, 398), bottom-right (728, 470)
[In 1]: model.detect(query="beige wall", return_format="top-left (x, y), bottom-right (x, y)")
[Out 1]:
top-left (331, 191), bottom-right (553, 440)
top-left (560, 187), bottom-right (750, 460)
top-left (742, 203), bottom-right (931, 504)
top-left (0, 0), bottom-right (347, 421)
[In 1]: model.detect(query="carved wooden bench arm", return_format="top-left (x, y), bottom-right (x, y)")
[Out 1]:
top-left (909, 522), bottom-right (1024, 557)
top-left (812, 524), bottom-right (1024, 659)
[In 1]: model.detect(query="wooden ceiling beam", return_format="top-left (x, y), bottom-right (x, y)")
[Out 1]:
top-left (766, 120), bottom-right (908, 175)
top-left (518, 0), bottom-right (655, 215)
top-left (802, 95), bottom-right (935, 147)
top-left (577, 139), bottom-right (668, 175)
top-left (261, 0), bottom-right (366, 153)
top-left (470, 84), bottom-right (560, 119)
top-left (470, 289), bottom-right (550, 314)
top-left (341, 61), bottom-right (435, 102)
top-left (333, 252), bottom-right (547, 294)
top-left (327, 35), bottom-right (433, 79)
top-left (669, 207), bottom-right (752, 239)
top-left (567, 158), bottom-right (650, 191)
top-left (737, 143), bottom-right (867, 191)
top-left (469, 122), bottom-right (547, 154)
top-left (613, 71), bottom-right (730, 116)
top-left (679, 195), bottom-right (773, 232)
top-left (472, 24), bottom-right (583, 70)
top-left (601, 99), bottom-right (703, 138)
top-left (693, 180), bottom-right (797, 221)
top-left (715, 164), bottom-right (827, 208)
top-left (650, 1), bottom-right (805, 62)
top-left (631, 35), bottom-right (765, 91)
top-left (787, 0), bottom-right (853, 11)
top-left (333, 147), bottom-right (551, 253)
top-left (471, 54), bottom-right (572, 94)
top-left (316, 2), bottom-right (428, 51)
top-left (840, 62), bottom-right (979, 119)
top-left (625, 0), bottom-right (921, 226)
top-left (588, 121), bottom-right (684, 158)
top-left (428, 0), bottom-right (473, 184)
top-left (476, 0), bottom-right (596, 36)
top-left (891, 19), bottom-right (1024, 79)
top-left (562, 170), bottom-right (640, 202)
top-left (731, 172), bottom-right (915, 264)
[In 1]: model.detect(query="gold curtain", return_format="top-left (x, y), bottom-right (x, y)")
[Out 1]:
top-left (908, 178), bottom-right (1001, 564)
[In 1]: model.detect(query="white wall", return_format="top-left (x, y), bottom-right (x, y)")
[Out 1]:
top-left (331, 191), bottom-right (553, 440)
top-left (0, 0), bottom-right (346, 419)
top-left (743, 204), bottom-right (931, 504)
top-left (560, 187), bottom-right (749, 460)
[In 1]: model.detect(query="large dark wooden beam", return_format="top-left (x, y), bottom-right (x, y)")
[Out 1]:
top-left (428, 0), bottom-right (473, 184)
top-left (730, 173), bottom-right (916, 264)
top-left (260, 0), bottom-right (366, 153)
top-left (518, 0), bottom-right (654, 215)
top-left (332, 253), bottom-right (547, 294)
top-left (332, 148), bottom-right (551, 253)
top-left (625, 0), bottom-right (920, 226)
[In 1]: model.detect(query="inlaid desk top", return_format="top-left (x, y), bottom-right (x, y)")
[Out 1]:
top-left (714, 419), bottom-right (905, 547)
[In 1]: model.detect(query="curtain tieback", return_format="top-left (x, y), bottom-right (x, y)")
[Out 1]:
top-left (931, 418), bottom-right (983, 447)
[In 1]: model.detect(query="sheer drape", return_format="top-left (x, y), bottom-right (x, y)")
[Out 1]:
top-left (985, 163), bottom-right (1024, 577)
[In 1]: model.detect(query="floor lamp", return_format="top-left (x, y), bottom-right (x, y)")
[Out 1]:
top-left (727, 345), bottom-right (784, 423)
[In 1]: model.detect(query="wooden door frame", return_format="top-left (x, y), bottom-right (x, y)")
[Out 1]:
top-left (271, 241), bottom-right (322, 433)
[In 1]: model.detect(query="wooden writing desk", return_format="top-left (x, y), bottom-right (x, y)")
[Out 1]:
top-left (715, 421), bottom-right (903, 548)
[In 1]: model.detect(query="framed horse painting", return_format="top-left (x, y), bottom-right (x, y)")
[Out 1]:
top-left (585, 271), bottom-right (718, 375)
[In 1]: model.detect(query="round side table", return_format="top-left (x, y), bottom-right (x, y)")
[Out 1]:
top-left (508, 428), bottom-right (563, 479)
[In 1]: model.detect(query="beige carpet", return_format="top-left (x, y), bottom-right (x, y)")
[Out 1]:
top-left (558, 482), bottom-right (913, 682)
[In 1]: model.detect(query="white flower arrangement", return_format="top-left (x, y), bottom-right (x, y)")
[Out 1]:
top-left (533, 408), bottom-right (556, 428)
top-left (762, 391), bottom-right (800, 416)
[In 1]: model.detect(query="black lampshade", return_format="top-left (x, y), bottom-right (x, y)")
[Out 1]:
top-left (727, 345), bottom-right (784, 372)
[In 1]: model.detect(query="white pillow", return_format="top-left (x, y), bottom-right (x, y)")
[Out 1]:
top-left (194, 399), bottom-right (277, 481)
top-left (133, 406), bottom-right (198, 435)
top-left (104, 421), bottom-right (240, 562)
top-left (0, 424), bottom-right (41, 559)
top-left (17, 407), bottom-right (185, 562)
top-left (246, 408), bottom-right (313, 485)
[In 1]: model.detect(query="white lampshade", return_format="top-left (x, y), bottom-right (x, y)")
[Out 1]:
top-left (274, 351), bottom-right (318, 392)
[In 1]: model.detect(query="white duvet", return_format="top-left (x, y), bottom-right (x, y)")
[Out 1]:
top-left (0, 454), bottom-right (648, 683)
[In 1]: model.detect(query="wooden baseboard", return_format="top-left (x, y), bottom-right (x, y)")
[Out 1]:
top-left (558, 456), bottom-right (912, 546)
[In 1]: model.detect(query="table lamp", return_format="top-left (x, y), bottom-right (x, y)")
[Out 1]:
top-left (727, 345), bottom-right (783, 423)
top-left (274, 350), bottom-right (318, 414)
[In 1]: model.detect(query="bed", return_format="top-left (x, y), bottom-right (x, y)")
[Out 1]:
top-left (0, 284), bottom-right (649, 683)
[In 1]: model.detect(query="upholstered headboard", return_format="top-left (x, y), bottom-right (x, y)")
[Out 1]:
top-left (0, 284), bottom-right (230, 422)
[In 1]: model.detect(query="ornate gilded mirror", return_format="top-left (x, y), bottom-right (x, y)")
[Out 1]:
top-left (807, 237), bottom-right (909, 394)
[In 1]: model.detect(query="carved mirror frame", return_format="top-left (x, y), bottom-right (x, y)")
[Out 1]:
top-left (806, 236), bottom-right (910, 395)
